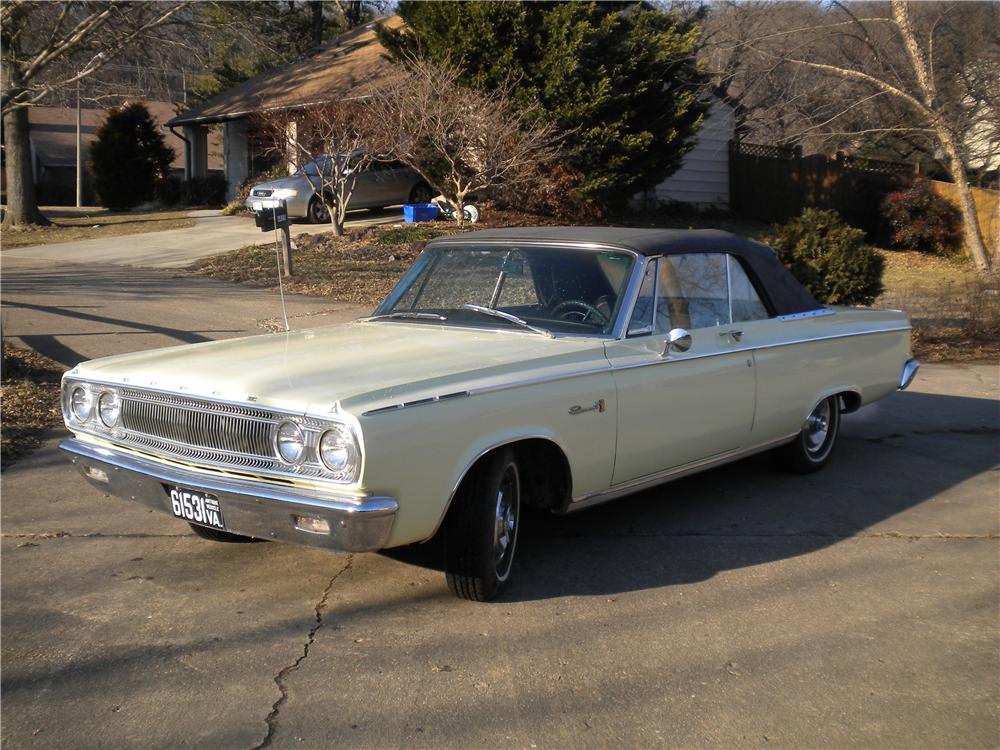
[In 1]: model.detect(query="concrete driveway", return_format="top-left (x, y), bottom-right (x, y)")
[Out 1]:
top-left (1, 207), bottom-right (403, 268)
top-left (2, 255), bottom-right (998, 749)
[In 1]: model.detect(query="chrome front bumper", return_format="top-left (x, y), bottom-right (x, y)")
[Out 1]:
top-left (899, 358), bottom-right (920, 390)
top-left (59, 438), bottom-right (397, 552)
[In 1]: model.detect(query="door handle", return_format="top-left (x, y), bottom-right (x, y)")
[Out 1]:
top-left (719, 330), bottom-right (743, 342)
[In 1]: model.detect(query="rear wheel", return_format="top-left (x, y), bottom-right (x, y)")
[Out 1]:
top-left (443, 448), bottom-right (521, 601)
top-left (188, 523), bottom-right (258, 543)
top-left (774, 396), bottom-right (841, 474)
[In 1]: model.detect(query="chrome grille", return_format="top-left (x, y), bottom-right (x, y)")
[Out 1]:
top-left (103, 387), bottom-right (332, 480)
top-left (120, 390), bottom-right (273, 458)
top-left (252, 189), bottom-right (273, 197)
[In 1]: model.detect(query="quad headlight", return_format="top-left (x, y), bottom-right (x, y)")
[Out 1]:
top-left (274, 419), bottom-right (361, 482)
top-left (319, 423), bottom-right (361, 480)
top-left (98, 390), bottom-right (121, 427)
top-left (275, 421), bottom-right (306, 464)
top-left (70, 386), bottom-right (94, 422)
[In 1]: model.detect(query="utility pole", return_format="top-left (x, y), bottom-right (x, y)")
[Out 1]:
top-left (75, 51), bottom-right (104, 208)
top-left (76, 79), bottom-right (82, 207)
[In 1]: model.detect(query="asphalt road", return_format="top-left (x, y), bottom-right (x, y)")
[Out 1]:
top-left (2, 252), bottom-right (998, 749)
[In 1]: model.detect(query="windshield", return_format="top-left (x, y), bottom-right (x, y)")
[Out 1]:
top-left (373, 245), bottom-right (636, 335)
top-left (300, 156), bottom-right (331, 176)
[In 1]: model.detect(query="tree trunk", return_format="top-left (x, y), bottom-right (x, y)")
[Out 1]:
top-left (937, 126), bottom-right (991, 272)
top-left (2, 105), bottom-right (51, 227)
top-left (330, 201), bottom-right (344, 236)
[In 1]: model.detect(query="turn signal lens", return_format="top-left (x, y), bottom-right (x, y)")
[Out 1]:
top-left (275, 421), bottom-right (305, 464)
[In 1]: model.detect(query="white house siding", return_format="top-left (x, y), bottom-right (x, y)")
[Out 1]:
top-left (651, 98), bottom-right (734, 209)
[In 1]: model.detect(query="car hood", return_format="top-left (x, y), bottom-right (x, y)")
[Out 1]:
top-left (252, 176), bottom-right (303, 191)
top-left (71, 322), bottom-right (607, 416)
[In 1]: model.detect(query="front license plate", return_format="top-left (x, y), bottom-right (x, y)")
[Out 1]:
top-left (251, 201), bottom-right (263, 210)
top-left (168, 486), bottom-right (226, 530)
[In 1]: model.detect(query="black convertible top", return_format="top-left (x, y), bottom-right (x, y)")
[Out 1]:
top-left (430, 227), bottom-right (822, 316)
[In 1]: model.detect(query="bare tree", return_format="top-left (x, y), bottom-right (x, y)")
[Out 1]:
top-left (1, 1), bottom-right (187, 227)
top-left (370, 57), bottom-right (561, 225)
top-left (254, 101), bottom-right (390, 237)
top-left (706, 1), bottom-right (998, 271)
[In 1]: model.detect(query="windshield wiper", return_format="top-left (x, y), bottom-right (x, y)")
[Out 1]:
top-left (366, 311), bottom-right (448, 322)
top-left (460, 304), bottom-right (554, 338)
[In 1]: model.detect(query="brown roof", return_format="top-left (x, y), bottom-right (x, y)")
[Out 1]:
top-left (166, 17), bottom-right (404, 127)
top-left (28, 101), bottom-right (223, 170)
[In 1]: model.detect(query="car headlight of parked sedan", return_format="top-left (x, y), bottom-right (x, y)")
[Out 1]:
top-left (270, 188), bottom-right (298, 200)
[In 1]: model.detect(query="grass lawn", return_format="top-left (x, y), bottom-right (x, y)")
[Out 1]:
top-left (1, 206), bottom-right (195, 248)
top-left (1, 342), bottom-right (64, 468)
top-left (187, 210), bottom-right (997, 362)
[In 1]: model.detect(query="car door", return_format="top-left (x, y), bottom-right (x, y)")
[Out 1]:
top-left (604, 252), bottom-right (757, 485)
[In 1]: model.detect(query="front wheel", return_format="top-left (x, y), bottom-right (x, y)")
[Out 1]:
top-left (307, 196), bottom-right (330, 224)
top-left (774, 395), bottom-right (841, 474)
top-left (443, 448), bottom-right (521, 601)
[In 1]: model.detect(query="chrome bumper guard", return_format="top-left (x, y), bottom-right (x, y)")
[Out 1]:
top-left (59, 438), bottom-right (397, 552)
top-left (899, 358), bottom-right (920, 390)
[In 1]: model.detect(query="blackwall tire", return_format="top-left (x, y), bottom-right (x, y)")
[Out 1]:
top-left (443, 448), bottom-right (521, 601)
top-left (774, 395), bottom-right (841, 474)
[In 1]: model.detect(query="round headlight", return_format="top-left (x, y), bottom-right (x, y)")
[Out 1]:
top-left (70, 386), bottom-right (94, 422)
top-left (98, 391), bottom-right (121, 427)
top-left (319, 424), bottom-right (360, 480)
top-left (275, 421), bottom-right (306, 464)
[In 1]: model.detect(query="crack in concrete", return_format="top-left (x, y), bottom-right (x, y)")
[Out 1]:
top-left (252, 555), bottom-right (353, 750)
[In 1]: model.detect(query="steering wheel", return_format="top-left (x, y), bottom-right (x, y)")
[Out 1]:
top-left (551, 299), bottom-right (609, 326)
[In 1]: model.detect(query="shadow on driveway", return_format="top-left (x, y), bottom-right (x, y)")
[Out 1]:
top-left (385, 389), bottom-right (999, 602)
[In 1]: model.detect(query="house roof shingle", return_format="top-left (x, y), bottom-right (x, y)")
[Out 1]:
top-left (165, 17), bottom-right (403, 127)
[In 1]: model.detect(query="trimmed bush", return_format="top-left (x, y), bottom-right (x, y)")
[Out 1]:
top-left (89, 102), bottom-right (175, 210)
top-left (180, 175), bottom-right (227, 207)
top-left (773, 209), bottom-right (885, 306)
top-left (154, 176), bottom-right (183, 206)
top-left (881, 180), bottom-right (962, 254)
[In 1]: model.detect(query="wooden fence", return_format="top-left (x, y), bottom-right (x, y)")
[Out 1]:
top-left (930, 181), bottom-right (999, 256)
top-left (729, 141), bottom-right (916, 238)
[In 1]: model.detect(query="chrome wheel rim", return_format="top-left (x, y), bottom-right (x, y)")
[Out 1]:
top-left (493, 464), bottom-right (519, 581)
top-left (804, 399), bottom-right (832, 454)
top-left (312, 200), bottom-right (329, 222)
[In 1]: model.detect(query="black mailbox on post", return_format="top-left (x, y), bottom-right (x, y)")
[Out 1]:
top-left (254, 200), bottom-right (290, 232)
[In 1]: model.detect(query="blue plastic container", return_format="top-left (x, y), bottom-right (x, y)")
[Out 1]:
top-left (403, 203), bottom-right (439, 223)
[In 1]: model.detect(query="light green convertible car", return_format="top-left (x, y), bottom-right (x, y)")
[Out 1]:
top-left (60, 228), bottom-right (918, 600)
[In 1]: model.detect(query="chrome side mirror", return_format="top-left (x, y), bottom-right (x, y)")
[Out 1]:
top-left (662, 328), bottom-right (692, 357)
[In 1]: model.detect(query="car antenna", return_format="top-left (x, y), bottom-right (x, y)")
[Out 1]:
top-left (270, 204), bottom-right (290, 332)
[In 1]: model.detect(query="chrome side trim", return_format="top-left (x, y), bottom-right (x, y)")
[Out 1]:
top-left (362, 390), bottom-right (471, 417)
top-left (360, 326), bottom-right (911, 417)
top-left (361, 367), bottom-right (612, 417)
top-left (777, 309), bottom-right (836, 321)
top-left (899, 358), bottom-right (920, 390)
top-left (567, 433), bottom-right (798, 511)
top-left (60, 438), bottom-right (396, 552)
top-left (608, 326), bottom-right (912, 374)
